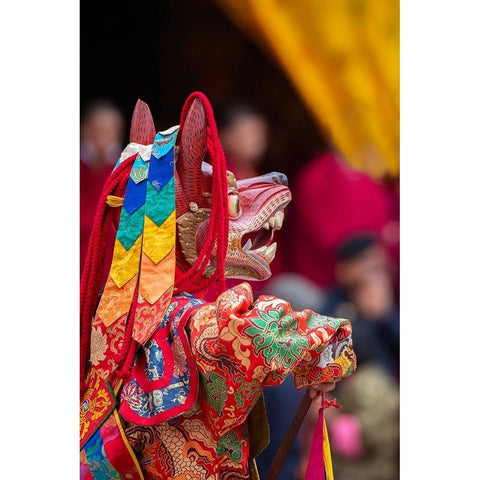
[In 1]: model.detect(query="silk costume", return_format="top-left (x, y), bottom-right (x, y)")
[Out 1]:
top-left (80, 93), bottom-right (356, 479)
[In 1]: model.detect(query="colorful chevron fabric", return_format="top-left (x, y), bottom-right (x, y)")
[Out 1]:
top-left (134, 128), bottom-right (178, 344)
top-left (96, 127), bottom-right (178, 345)
top-left (96, 152), bottom-right (149, 328)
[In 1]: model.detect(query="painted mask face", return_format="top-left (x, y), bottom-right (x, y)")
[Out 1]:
top-left (174, 99), bottom-right (291, 281)
top-left (177, 169), bottom-right (291, 281)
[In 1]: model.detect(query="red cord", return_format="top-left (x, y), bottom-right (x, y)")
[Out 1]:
top-left (80, 156), bottom-right (135, 387)
top-left (174, 92), bottom-right (229, 295)
top-left (319, 392), bottom-right (342, 411)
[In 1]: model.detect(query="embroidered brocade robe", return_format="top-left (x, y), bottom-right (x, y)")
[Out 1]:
top-left (122, 283), bottom-right (356, 479)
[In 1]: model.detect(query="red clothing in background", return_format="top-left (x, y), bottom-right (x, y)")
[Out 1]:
top-left (80, 161), bottom-right (113, 275)
top-left (290, 152), bottom-right (399, 288)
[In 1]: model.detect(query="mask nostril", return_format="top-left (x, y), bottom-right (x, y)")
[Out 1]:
top-left (271, 172), bottom-right (289, 187)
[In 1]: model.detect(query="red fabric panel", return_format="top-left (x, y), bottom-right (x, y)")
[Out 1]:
top-left (101, 414), bottom-right (143, 479)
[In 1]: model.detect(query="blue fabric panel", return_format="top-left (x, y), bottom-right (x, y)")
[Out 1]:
top-left (149, 147), bottom-right (174, 192)
top-left (122, 177), bottom-right (148, 215)
top-left (152, 129), bottom-right (178, 160)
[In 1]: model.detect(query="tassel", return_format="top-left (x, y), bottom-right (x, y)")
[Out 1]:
top-left (323, 419), bottom-right (334, 480)
top-left (106, 195), bottom-right (124, 207)
top-left (305, 393), bottom-right (341, 480)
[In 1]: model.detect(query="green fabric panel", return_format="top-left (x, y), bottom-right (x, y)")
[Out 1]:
top-left (117, 205), bottom-right (146, 250)
top-left (145, 178), bottom-right (175, 226)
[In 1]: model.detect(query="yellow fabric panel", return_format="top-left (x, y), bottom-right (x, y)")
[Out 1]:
top-left (142, 212), bottom-right (176, 264)
top-left (324, 418), bottom-right (334, 480)
top-left (110, 236), bottom-right (143, 288)
top-left (139, 248), bottom-right (176, 305)
top-left (97, 274), bottom-right (138, 328)
top-left (214, 0), bottom-right (399, 178)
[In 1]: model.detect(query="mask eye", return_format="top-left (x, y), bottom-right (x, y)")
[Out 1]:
top-left (228, 192), bottom-right (241, 219)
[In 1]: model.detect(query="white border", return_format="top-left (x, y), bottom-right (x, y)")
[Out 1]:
top-left (0, 0), bottom-right (79, 477)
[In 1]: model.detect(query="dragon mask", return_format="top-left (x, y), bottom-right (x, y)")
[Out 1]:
top-left (118, 92), bottom-right (291, 285)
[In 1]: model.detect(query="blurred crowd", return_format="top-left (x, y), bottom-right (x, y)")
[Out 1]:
top-left (80, 99), bottom-right (399, 480)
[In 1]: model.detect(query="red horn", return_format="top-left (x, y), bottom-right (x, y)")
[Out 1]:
top-left (130, 99), bottom-right (156, 145)
top-left (176, 97), bottom-right (210, 209)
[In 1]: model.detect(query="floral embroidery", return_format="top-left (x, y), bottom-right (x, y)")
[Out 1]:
top-left (130, 163), bottom-right (149, 184)
top-left (217, 430), bottom-right (243, 463)
top-left (172, 336), bottom-right (187, 377)
top-left (201, 371), bottom-right (228, 416)
top-left (233, 377), bottom-right (261, 409)
top-left (245, 307), bottom-right (310, 370)
top-left (90, 326), bottom-right (108, 366)
top-left (119, 295), bottom-right (203, 424)
top-left (88, 284), bottom-right (356, 478)
top-left (80, 369), bottom-right (115, 447)
top-left (145, 339), bottom-right (165, 380)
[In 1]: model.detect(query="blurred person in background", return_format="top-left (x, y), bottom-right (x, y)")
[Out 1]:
top-left (323, 234), bottom-right (400, 379)
top-left (217, 103), bottom-right (268, 180)
top-left (328, 363), bottom-right (399, 480)
top-left (213, 125), bottom-right (400, 477)
top-left (257, 152), bottom-right (399, 478)
top-left (80, 99), bottom-right (125, 273)
top-left (324, 234), bottom-right (399, 378)
top-left (216, 101), bottom-right (289, 292)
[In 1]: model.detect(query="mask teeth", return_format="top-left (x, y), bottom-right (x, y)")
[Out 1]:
top-left (268, 210), bottom-right (285, 230)
top-left (250, 242), bottom-right (277, 263)
top-left (265, 242), bottom-right (277, 262)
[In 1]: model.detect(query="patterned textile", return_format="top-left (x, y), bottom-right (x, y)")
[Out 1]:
top-left (123, 283), bottom-right (356, 479)
top-left (81, 411), bottom-right (144, 480)
top-left (82, 294), bottom-right (202, 452)
top-left (97, 125), bottom-right (177, 331)
top-left (96, 150), bottom-right (150, 328)
top-left (119, 294), bottom-right (204, 424)
top-left (134, 129), bottom-right (177, 344)
top-left (80, 368), bottom-right (116, 449)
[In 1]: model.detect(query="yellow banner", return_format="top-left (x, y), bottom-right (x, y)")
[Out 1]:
top-left (215, 0), bottom-right (399, 178)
